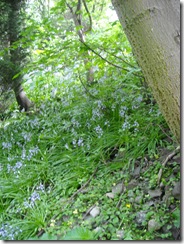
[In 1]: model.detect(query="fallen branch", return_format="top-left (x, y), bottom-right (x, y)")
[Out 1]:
top-left (116, 181), bottom-right (126, 208)
top-left (82, 203), bottom-right (96, 220)
top-left (51, 165), bottom-right (99, 223)
top-left (157, 146), bottom-right (180, 185)
top-left (69, 165), bottom-right (99, 201)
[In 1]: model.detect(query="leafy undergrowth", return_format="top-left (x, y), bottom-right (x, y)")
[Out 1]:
top-left (0, 72), bottom-right (180, 240)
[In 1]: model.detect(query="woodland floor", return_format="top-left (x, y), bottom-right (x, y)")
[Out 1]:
top-left (0, 84), bottom-right (181, 241)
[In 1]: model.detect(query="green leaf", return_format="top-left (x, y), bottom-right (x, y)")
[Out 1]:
top-left (62, 227), bottom-right (96, 240)
top-left (12, 72), bottom-right (21, 79)
top-left (172, 208), bottom-right (180, 228)
top-left (124, 231), bottom-right (133, 240)
top-left (76, 25), bottom-right (83, 31)
top-left (28, 233), bottom-right (57, 240)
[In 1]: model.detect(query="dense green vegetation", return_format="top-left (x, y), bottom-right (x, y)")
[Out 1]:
top-left (0, 0), bottom-right (180, 240)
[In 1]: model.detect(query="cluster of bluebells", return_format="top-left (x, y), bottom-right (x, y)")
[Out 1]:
top-left (92, 108), bottom-right (103, 121)
top-left (28, 118), bottom-right (40, 129)
top-left (6, 146), bottom-right (39, 165)
top-left (27, 146), bottom-right (39, 160)
top-left (132, 121), bottom-right (139, 132)
top-left (7, 161), bottom-right (24, 177)
top-left (21, 146), bottom-right (39, 161)
top-left (61, 97), bottom-right (70, 108)
top-left (21, 132), bottom-right (32, 142)
top-left (121, 118), bottom-right (139, 132)
top-left (2, 142), bottom-right (12, 150)
top-left (36, 183), bottom-right (45, 192)
top-left (157, 110), bottom-right (161, 116)
top-left (122, 119), bottom-right (131, 131)
top-left (77, 138), bottom-right (84, 147)
top-left (96, 100), bottom-right (106, 110)
top-left (23, 184), bottom-right (44, 208)
top-left (132, 96), bottom-right (143, 109)
top-left (0, 223), bottom-right (22, 240)
top-left (7, 156), bottom-right (15, 162)
top-left (111, 89), bottom-right (126, 107)
top-left (91, 100), bottom-right (105, 121)
top-left (71, 118), bottom-right (81, 128)
top-left (119, 106), bottom-right (128, 117)
top-left (94, 125), bottom-right (103, 138)
top-left (72, 137), bottom-right (84, 148)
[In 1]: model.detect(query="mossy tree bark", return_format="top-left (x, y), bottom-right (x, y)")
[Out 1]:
top-left (112, 0), bottom-right (180, 141)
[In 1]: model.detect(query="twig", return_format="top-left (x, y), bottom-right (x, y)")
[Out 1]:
top-left (116, 181), bottom-right (125, 208)
top-left (158, 124), bottom-right (173, 142)
top-left (80, 40), bottom-right (144, 78)
top-left (157, 146), bottom-right (180, 185)
top-left (82, 204), bottom-right (96, 220)
top-left (37, 229), bottom-right (45, 238)
top-left (78, 72), bottom-right (98, 99)
top-left (79, 40), bottom-right (130, 71)
top-left (82, 0), bottom-right (92, 32)
top-left (98, 46), bottom-right (138, 69)
top-left (51, 165), bottom-right (99, 222)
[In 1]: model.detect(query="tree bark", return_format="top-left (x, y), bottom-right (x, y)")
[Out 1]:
top-left (7, 0), bottom-right (32, 111)
top-left (111, 0), bottom-right (180, 142)
top-left (13, 83), bottom-right (32, 112)
top-left (66, 0), bottom-right (94, 84)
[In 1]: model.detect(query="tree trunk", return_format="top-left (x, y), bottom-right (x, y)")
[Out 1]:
top-left (111, 0), bottom-right (180, 142)
top-left (66, 0), bottom-right (94, 84)
top-left (13, 83), bottom-right (32, 112)
top-left (7, 0), bottom-right (33, 111)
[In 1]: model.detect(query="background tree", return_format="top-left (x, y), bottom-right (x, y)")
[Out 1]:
top-left (111, 0), bottom-right (180, 142)
top-left (66, 0), bottom-right (94, 83)
top-left (0, 0), bottom-right (32, 111)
